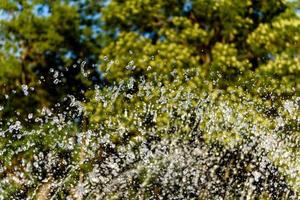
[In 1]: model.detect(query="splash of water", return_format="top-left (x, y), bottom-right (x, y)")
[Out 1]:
top-left (0, 59), bottom-right (299, 199)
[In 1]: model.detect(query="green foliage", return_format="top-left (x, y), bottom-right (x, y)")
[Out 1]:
top-left (0, 0), bottom-right (102, 121)
top-left (100, 32), bottom-right (201, 82)
top-left (100, 0), bottom-right (299, 96)
top-left (90, 0), bottom-right (300, 197)
top-left (0, 0), bottom-right (299, 199)
top-left (84, 77), bottom-right (299, 198)
top-left (0, 121), bottom-right (80, 199)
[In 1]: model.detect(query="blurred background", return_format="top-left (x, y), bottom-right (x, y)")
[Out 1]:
top-left (0, 0), bottom-right (300, 198)
top-left (0, 0), bottom-right (299, 122)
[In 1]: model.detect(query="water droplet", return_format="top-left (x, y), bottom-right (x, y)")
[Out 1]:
top-left (28, 113), bottom-right (33, 119)
top-left (53, 79), bottom-right (59, 84)
top-left (21, 85), bottom-right (29, 96)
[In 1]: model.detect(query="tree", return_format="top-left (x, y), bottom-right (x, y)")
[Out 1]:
top-left (0, 0), bottom-right (103, 123)
top-left (0, 0), bottom-right (299, 198)
top-left (0, 1), bottom-right (102, 198)
top-left (99, 0), bottom-right (299, 97)
top-left (85, 0), bottom-right (300, 198)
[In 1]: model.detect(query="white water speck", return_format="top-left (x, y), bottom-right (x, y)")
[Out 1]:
top-left (28, 113), bottom-right (33, 119)
top-left (21, 85), bottom-right (29, 96)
